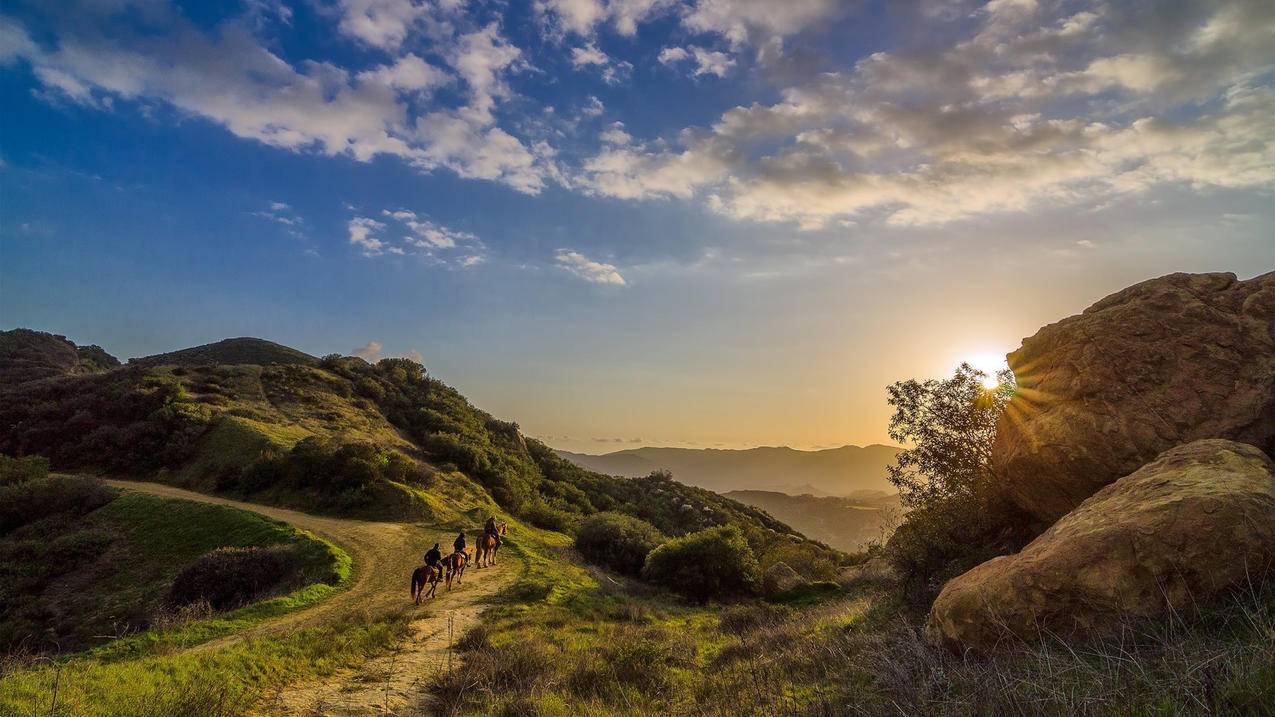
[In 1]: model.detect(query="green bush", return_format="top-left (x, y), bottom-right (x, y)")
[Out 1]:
top-left (168, 545), bottom-right (305, 610)
top-left (575, 512), bottom-right (664, 576)
top-left (0, 454), bottom-right (49, 486)
top-left (641, 525), bottom-right (760, 602)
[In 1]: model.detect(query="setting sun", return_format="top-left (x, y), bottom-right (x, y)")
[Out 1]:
top-left (966, 352), bottom-right (1008, 389)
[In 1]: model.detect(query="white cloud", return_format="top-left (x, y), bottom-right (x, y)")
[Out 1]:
top-left (599, 122), bottom-right (631, 145)
top-left (579, 0), bottom-right (1275, 229)
top-left (536, 0), bottom-right (676, 38)
top-left (569, 42), bottom-right (631, 84)
top-left (682, 0), bottom-right (840, 47)
top-left (348, 217), bottom-right (388, 255)
top-left (4, 10), bottom-right (556, 195)
top-left (658, 45), bottom-right (735, 78)
top-left (555, 249), bottom-right (627, 285)
top-left (657, 47), bottom-right (689, 65)
top-left (353, 340), bottom-right (382, 360)
top-left (357, 54), bottom-right (449, 93)
top-left (362, 208), bottom-right (488, 267)
top-left (581, 94), bottom-right (604, 117)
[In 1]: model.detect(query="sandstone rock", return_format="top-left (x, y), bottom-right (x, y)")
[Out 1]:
top-left (762, 561), bottom-right (806, 597)
top-left (926, 440), bottom-right (1275, 652)
top-left (993, 271), bottom-right (1275, 524)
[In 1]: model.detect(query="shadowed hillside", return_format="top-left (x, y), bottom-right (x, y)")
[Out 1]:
top-left (724, 489), bottom-right (901, 552)
top-left (557, 444), bottom-right (902, 495)
top-left (128, 337), bottom-right (318, 368)
top-left (0, 329), bottom-right (120, 388)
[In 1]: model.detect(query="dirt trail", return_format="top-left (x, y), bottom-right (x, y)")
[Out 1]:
top-left (105, 480), bottom-right (515, 715)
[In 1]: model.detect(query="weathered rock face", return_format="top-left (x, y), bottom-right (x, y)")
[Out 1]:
top-left (762, 561), bottom-right (806, 597)
top-left (926, 440), bottom-right (1275, 652)
top-left (993, 271), bottom-right (1275, 524)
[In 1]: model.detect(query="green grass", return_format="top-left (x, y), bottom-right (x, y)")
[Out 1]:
top-left (0, 609), bottom-right (408, 717)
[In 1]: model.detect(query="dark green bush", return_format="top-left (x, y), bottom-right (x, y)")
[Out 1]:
top-left (0, 473), bottom-right (116, 535)
top-left (0, 454), bottom-right (49, 486)
top-left (641, 525), bottom-right (760, 602)
top-left (575, 512), bottom-right (664, 576)
top-left (168, 545), bottom-right (303, 610)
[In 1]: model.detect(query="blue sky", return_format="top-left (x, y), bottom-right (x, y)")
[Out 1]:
top-left (2, 0), bottom-right (1273, 452)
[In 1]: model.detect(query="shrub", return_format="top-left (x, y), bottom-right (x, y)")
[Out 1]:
top-left (0, 454), bottom-right (49, 486)
top-left (0, 474), bottom-right (116, 534)
top-left (523, 500), bottom-right (579, 533)
top-left (168, 545), bottom-right (303, 610)
top-left (575, 512), bottom-right (664, 576)
top-left (641, 525), bottom-right (760, 602)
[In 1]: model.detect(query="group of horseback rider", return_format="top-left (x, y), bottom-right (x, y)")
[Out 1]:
top-left (423, 515), bottom-right (503, 581)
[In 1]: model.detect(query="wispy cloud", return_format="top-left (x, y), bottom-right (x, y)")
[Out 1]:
top-left (555, 249), bottom-right (626, 285)
top-left (352, 340), bottom-right (382, 360)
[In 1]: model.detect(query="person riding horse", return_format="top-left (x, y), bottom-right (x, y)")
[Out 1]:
top-left (423, 542), bottom-right (443, 581)
top-left (483, 516), bottom-right (503, 550)
top-left (453, 531), bottom-right (466, 556)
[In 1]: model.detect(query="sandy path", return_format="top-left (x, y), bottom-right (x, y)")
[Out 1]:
top-left (105, 480), bottom-right (515, 715)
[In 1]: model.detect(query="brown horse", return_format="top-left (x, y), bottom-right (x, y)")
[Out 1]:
top-left (442, 549), bottom-right (470, 590)
top-left (410, 564), bottom-right (443, 603)
top-left (474, 522), bottom-right (507, 568)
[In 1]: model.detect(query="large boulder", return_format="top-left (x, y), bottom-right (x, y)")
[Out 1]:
top-left (993, 271), bottom-right (1275, 524)
top-left (926, 440), bottom-right (1275, 652)
top-left (762, 561), bottom-right (806, 597)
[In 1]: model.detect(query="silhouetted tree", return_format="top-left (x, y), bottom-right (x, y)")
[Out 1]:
top-left (885, 362), bottom-right (1013, 509)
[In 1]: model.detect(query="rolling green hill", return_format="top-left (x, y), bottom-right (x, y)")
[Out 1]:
top-left (0, 331), bottom-right (839, 577)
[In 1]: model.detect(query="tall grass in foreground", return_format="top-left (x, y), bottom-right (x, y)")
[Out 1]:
top-left (428, 565), bottom-right (1275, 717)
top-left (0, 608), bottom-right (409, 717)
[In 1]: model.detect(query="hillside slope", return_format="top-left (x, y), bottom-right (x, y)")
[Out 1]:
top-left (724, 489), bottom-right (901, 552)
top-left (0, 328), bottom-right (119, 388)
top-left (0, 331), bottom-right (840, 578)
top-left (129, 337), bottom-right (318, 367)
top-left (557, 444), bottom-right (902, 495)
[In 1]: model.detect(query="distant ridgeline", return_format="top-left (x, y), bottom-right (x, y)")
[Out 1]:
top-left (0, 330), bottom-right (840, 582)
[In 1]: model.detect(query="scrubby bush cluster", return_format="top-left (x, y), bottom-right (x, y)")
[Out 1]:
top-left (642, 525), bottom-right (761, 602)
top-left (0, 461), bottom-right (118, 652)
top-left (0, 368), bottom-right (210, 473)
top-left (168, 545), bottom-right (305, 610)
top-left (574, 512), bottom-right (665, 576)
top-left (224, 436), bottom-right (429, 509)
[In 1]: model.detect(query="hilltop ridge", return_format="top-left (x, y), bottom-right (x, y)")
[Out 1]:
top-left (128, 337), bottom-right (319, 367)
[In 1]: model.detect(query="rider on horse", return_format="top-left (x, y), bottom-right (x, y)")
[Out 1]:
top-left (424, 542), bottom-right (443, 580)
top-left (484, 516), bottom-right (503, 549)
top-left (453, 531), bottom-right (466, 555)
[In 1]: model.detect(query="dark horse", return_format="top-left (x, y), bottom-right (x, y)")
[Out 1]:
top-left (474, 522), bottom-right (506, 568)
top-left (410, 564), bottom-right (443, 603)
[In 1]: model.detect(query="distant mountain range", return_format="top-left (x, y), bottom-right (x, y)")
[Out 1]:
top-left (555, 444), bottom-right (902, 496)
top-left (723, 490), bottom-right (902, 552)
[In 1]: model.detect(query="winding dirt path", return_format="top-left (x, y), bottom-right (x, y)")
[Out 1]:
top-left (105, 480), bottom-right (515, 715)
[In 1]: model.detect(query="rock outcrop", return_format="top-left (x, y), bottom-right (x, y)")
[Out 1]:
top-left (992, 271), bottom-right (1275, 524)
top-left (762, 561), bottom-right (806, 597)
top-left (926, 440), bottom-right (1275, 652)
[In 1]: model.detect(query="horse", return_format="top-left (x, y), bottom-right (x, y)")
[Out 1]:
top-left (442, 550), bottom-right (470, 591)
top-left (474, 522), bottom-right (507, 569)
top-left (410, 564), bottom-right (443, 604)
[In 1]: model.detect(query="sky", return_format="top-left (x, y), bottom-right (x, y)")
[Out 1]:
top-left (1, 0), bottom-right (1273, 454)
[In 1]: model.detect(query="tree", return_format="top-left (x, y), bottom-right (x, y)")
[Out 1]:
top-left (885, 362), bottom-right (1014, 509)
top-left (883, 363), bottom-right (1027, 603)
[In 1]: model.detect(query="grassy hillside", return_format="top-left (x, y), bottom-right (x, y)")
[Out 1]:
top-left (724, 489), bottom-right (901, 552)
top-left (0, 457), bottom-right (345, 655)
top-left (557, 444), bottom-right (903, 495)
top-left (0, 333), bottom-right (841, 579)
top-left (0, 329), bottom-right (119, 389)
top-left (127, 337), bottom-right (318, 368)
